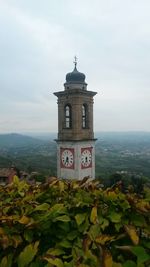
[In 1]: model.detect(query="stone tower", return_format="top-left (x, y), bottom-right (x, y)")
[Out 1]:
top-left (54, 60), bottom-right (97, 180)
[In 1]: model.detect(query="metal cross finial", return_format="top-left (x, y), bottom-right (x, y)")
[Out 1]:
top-left (74, 56), bottom-right (77, 67)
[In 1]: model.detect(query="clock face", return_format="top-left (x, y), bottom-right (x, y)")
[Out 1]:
top-left (60, 148), bottom-right (74, 169)
top-left (81, 147), bottom-right (92, 169)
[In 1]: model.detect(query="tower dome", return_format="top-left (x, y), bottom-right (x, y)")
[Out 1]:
top-left (64, 58), bottom-right (87, 90)
top-left (66, 65), bottom-right (86, 83)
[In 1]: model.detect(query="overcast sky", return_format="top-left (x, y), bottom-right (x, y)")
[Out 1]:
top-left (0, 0), bottom-right (150, 133)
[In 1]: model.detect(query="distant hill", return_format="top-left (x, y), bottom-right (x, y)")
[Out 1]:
top-left (95, 132), bottom-right (150, 147)
top-left (23, 132), bottom-right (56, 141)
top-left (0, 133), bottom-right (56, 173)
top-left (95, 131), bottom-right (150, 141)
top-left (0, 133), bottom-right (45, 148)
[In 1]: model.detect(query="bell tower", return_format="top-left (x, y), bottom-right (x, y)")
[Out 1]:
top-left (54, 59), bottom-right (97, 180)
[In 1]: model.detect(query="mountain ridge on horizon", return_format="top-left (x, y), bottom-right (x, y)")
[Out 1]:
top-left (0, 133), bottom-right (47, 148)
top-left (0, 131), bottom-right (150, 146)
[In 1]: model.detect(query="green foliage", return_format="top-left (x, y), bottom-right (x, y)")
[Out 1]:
top-left (0, 177), bottom-right (150, 266)
top-left (17, 241), bottom-right (39, 267)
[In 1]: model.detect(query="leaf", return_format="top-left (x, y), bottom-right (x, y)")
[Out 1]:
top-left (99, 217), bottom-right (109, 230)
top-left (120, 200), bottom-right (130, 211)
top-left (131, 246), bottom-right (150, 265)
top-left (108, 211), bottom-right (122, 223)
top-left (46, 248), bottom-right (65, 256)
top-left (129, 213), bottom-right (146, 227)
top-left (90, 206), bottom-right (98, 224)
top-left (88, 224), bottom-right (101, 240)
top-left (135, 200), bottom-right (150, 212)
top-left (24, 230), bottom-right (34, 242)
top-left (75, 213), bottom-right (86, 226)
top-left (50, 203), bottom-right (67, 218)
top-left (112, 262), bottom-right (123, 267)
top-left (78, 265), bottom-right (90, 267)
top-left (17, 241), bottom-right (39, 267)
top-left (34, 203), bottom-right (50, 211)
top-left (59, 181), bottom-right (65, 192)
top-left (95, 234), bottom-right (115, 245)
top-left (78, 215), bottom-right (90, 233)
top-left (107, 191), bottom-right (118, 200)
top-left (0, 256), bottom-right (7, 267)
top-left (143, 241), bottom-right (150, 249)
top-left (54, 215), bottom-right (70, 222)
top-left (115, 245), bottom-right (132, 252)
top-left (18, 191), bottom-right (25, 197)
top-left (19, 215), bottom-right (31, 224)
top-left (13, 175), bottom-right (19, 184)
top-left (103, 249), bottom-right (112, 267)
top-left (115, 223), bottom-right (122, 232)
top-left (85, 249), bottom-right (98, 265)
top-left (123, 260), bottom-right (136, 267)
top-left (59, 221), bottom-right (70, 232)
top-left (67, 231), bottom-right (78, 241)
top-left (64, 260), bottom-right (74, 267)
top-left (28, 261), bottom-right (41, 267)
top-left (124, 225), bottom-right (139, 245)
top-left (58, 239), bottom-right (72, 248)
top-left (44, 256), bottom-right (64, 267)
top-left (0, 254), bottom-right (12, 267)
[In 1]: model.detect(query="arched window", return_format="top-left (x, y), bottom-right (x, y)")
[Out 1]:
top-left (65, 104), bottom-right (72, 128)
top-left (82, 104), bottom-right (88, 128)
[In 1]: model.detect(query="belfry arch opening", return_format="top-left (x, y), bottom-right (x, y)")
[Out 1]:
top-left (82, 104), bottom-right (88, 128)
top-left (64, 104), bottom-right (72, 128)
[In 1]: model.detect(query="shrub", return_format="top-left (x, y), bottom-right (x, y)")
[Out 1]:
top-left (0, 177), bottom-right (150, 267)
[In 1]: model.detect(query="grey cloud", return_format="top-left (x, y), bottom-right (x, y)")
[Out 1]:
top-left (0, 0), bottom-right (150, 132)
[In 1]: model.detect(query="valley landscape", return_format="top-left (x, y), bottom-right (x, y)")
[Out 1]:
top-left (0, 132), bottom-right (150, 186)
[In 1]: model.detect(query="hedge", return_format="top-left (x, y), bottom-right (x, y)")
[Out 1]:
top-left (0, 176), bottom-right (150, 267)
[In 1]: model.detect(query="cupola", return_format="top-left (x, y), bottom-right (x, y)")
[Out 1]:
top-left (64, 57), bottom-right (87, 90)
top-left (66, 65), bottom-right (86, 83)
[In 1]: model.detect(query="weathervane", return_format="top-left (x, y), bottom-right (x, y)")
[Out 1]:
top-left (74, 56), bottom-right (77, 67)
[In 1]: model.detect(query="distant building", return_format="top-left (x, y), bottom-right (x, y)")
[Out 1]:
top-left (0, 166), bottom-right (28, 185)
top-left (0, 168), bottom-right (10, 184)
top-left (0, 166), bottom-right (18, 184)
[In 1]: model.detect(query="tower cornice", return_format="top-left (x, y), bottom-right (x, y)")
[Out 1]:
top-left (55, 138), bottom-right (97, 143)
top-left (54, 89), bottom-right (97, 97)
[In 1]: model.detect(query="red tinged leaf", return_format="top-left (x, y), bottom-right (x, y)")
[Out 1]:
top-left (82, 236), bottom-right (91, 252)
